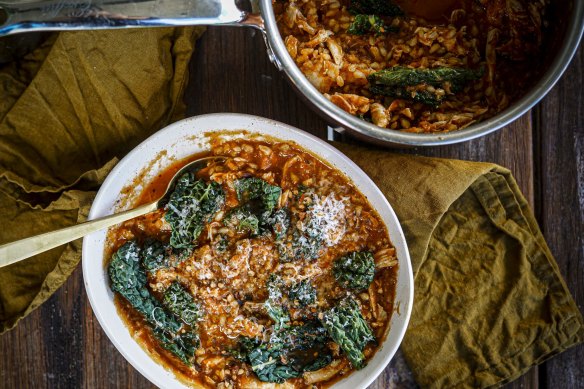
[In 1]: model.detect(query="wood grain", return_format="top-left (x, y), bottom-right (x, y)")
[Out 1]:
top-left (535, 43), bottom-right (584, 389)
top-left (185, 27), bottom-right (329, 138)
top-left (0, 26), bottom-right (581, 389)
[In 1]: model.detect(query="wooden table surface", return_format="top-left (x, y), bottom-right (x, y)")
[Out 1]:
top-left (1, 27), bottom-right (582, 388)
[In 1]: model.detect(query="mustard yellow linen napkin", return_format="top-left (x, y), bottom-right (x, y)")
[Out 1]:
top-left (0, 28), bottom-right (582, 389)
top-left (336, 145), bottom-right (584, 388)
top-left (0, 27), bottom-right (204, 332)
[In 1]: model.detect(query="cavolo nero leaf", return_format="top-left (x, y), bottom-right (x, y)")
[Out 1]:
top-left (235, 177), bottom-right (281, 215)
top-left (142, 239), bottom-right (170, 272)
top-left (226, 204), bottom-right (289, 238)
top-left (367, 66), bottom-right (485, 107)
top-left (238, 322), bottom-right (332, 383)
top-left (347, 14), bottom-right (394, 35)
top-left (225, 206), bottom-right (261, 235)
top-left (291, 230), bottom-right (322, 261)
top-left (263, 276), bottom-right (316, 330)
top-left (288, 280), bottom-right (317, 307)
top-left (320, 296), bottom-right (376, 369)
top-left (164, 172), bottom-right (225, 249)
top-left (153, 328), bottom-right (198, 364)
top-left (277, 197), bottom-right (324, 262)
top-left (348, 0), bottom-right (403, 16)
top-left (142, 239), bottom-right (191, 273)
top-left (108, 241), bottom-right (198, 364)
top-left (244, 340), bottom-right (298, 383)
top-left (369, 85), bottom-right (446, 107)
top-left (162, 281), bottom-right (202, 327)
top-left (333, 251), bottom-right (375, 291)
top-left (233, 178), bottom-right (289, 238)
top-left (265, 275), bottom-right (291, 331)
top-left (368, 66), bottom-right (485, 91)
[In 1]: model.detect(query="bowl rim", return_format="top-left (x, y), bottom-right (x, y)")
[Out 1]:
top-left (82, 113), bottom-right (414, 389)
top-left (259, 0), bottom-right (584, 146)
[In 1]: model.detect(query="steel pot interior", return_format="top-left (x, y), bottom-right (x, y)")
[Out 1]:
top-left (1, 0), bottom-right (581, 147)
top-left (258, 0), bottom-right (584, 147)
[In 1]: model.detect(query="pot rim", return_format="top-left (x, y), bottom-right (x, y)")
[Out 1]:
top-left (259, 0), bottom-right (584, 146)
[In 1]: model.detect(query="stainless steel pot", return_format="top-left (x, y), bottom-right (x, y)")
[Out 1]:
top-left (1, 0), bottom-right (582, 146)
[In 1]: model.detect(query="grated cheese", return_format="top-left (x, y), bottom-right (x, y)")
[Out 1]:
top-left (300, 193), bottom-right (348, 247)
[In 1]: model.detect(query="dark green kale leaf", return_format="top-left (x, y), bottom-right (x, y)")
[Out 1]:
top-left (262, 277), bottom-right (316, 327)
top-left (265, 275), bottom-right (291, 331)
top-left (153, 327), bottom-right (198, 364)
top-left (288, 280), bottom-right (317, 307)
top-left (294, 231), bottom-right (322, 261)
top-left (370, 85), bottom-right (445, 107)
top-left (164, 172), bottom-right (225, 249)
top-left (320, 296), bottom-right (376, 369)
top-left (275, 322), bottom-right (332, 372)
top-left (368, 66), bottom-right (484, 91)
top-left (239, 322), bottom-right (332, 383)
top-left (244, 339), bottom-right (298, 383)
top-left (162, 281), bottom-right (201, 327)
top-left (347, 14), bottom-right (396, 35)
top-left (277, 215), bottom-right (323, 262)
top-left (108, 241), bottom-right (198, 364)
top-left (233, 178), bottom-right (288, 239)
top-left (367, 66), bottom-right (485, 107)
top-left (333, 251), bottom-right (375, 291)
top-left (228, 336), bottom-right (261, 362)
top-left (225, 206), bottom-right (260, 235)
top-left (277, 193), bottom-right (330, 262)
top-left (349, 0), bottom-right (403, 16)
top-left (141, 239), bottom-right (170, 272)
top-left (225, 203), bottom-right (288, 239)
top-left (235, 177), bottom-right (281, 215)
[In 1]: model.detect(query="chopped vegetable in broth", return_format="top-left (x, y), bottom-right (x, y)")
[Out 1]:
top-left (275, 0), bottom-right (550, 133)
top-left (106, 137), bottom-right (398, 388)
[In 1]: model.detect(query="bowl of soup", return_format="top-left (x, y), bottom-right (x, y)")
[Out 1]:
top-left (82, 113), bottom-right (414, 388)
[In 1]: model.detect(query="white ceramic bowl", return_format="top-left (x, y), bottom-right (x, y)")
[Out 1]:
top-left (82, 113), bottom-right (414, 389)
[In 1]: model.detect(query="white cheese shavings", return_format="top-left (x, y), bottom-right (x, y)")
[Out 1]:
top-left (300, 193), bottom-right (348, 247)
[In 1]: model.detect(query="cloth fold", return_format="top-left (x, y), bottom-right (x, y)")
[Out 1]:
top-left (0, 29), bottom-right (582, 389)
top-left (0, 27), bottom-right (203, 331)
top-left (336, 145), bottom-right (584, 387)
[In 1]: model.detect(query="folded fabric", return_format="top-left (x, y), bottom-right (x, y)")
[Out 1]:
top-left (0, 28), bottom-right (582, 389)
top-left (336, 145), bottom-right (584, 388)
top-left (0, 27), bottom-right (204, 332)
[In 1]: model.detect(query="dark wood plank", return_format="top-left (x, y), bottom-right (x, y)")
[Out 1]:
top-left (536, 43), bottom-right (584, 389)
top-left (0, 267), bottom-right (85, 389)
top-left (39, 265), bottom-right (85, 389)
top-left (0, 307), bottom-right (48, 388)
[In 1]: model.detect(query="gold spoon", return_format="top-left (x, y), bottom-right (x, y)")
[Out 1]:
top-left (0, 155), bottom-right (225, 268)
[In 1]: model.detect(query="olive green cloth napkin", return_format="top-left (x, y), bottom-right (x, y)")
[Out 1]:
top-left (0, 29), bottom-right (582, 389)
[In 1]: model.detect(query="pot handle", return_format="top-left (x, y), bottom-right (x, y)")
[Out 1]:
top-left (0, 0), bottom-right (264, 37)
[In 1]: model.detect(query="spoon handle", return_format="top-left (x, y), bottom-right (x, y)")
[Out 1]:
top-left (0, 201), bottom-right (158, 268)
top-left (0, 0), bottom-right (258, 37)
